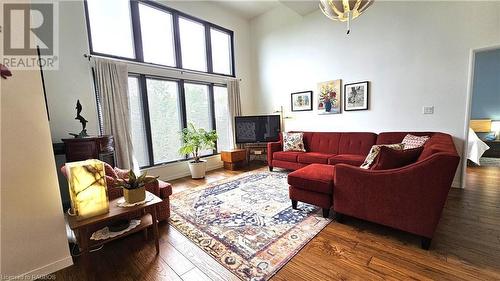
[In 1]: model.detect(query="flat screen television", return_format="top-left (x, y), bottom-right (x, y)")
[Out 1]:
top-left (235, 115), bottom-right (281, 144)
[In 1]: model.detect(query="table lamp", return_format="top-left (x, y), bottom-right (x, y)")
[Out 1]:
top-left (492, 120), bottom-right (500, 140)
top-left (65, 159), bottom-right (109, 221)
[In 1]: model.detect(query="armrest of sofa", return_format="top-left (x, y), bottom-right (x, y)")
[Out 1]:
top-left (144, 177), bottom-right (161, 198)
top-left (333, 152), bottom-right (459, 237)
top-left (267, 141), bottom-right (282, 165)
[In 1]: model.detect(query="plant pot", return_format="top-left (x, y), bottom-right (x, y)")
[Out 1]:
top-left (188, 160), bottom-right (207, 179)
top-left (123, 187), bottom-right (146, 204)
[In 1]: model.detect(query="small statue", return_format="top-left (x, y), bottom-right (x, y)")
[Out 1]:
top-left (69, 100), bottom-right (89, 138)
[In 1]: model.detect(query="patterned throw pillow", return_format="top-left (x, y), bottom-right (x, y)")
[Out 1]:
top-left (360, 143), bottom-right (404, 169)
top-left (402, 134), bottom-right (430, 149)
top-left (282, 132), bottom-right (306, 152)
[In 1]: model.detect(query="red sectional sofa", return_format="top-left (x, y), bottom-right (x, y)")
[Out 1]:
top-left (268, 131), bottom-right (460, 249)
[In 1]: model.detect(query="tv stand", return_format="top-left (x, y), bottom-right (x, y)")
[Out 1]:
top-left (244, 143), bottom-right (268, 164)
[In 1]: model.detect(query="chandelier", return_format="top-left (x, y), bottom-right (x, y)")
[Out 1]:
top-left (319, 0), bottom-right (374, 34)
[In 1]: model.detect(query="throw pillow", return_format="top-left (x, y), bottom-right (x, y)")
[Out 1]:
top-left (282, 132), bottom-right (306, 152)
top-left (371, 146), bottom-right (424, 170)
top-left (360, 143), bottom-right (404, 169)
top-left (402, 134), bottom-right (430, 149)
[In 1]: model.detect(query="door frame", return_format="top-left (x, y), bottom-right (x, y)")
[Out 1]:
top-left (461, 44), bottom-right (500, 188)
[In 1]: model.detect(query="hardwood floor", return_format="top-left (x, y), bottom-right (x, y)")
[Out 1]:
top-left (52, 164), bottom-right (500, 281)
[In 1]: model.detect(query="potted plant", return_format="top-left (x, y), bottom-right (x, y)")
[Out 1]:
top-left (115, 170), bottom-right (158, 204)
top-left (179, 123), bottom-right (218, 179)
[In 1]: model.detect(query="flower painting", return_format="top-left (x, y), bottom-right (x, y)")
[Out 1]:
top-left (317, 79), bottom-right (342, 114)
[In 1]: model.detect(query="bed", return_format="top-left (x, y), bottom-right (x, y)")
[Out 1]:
top-left (468, 127), bottom-right (490, 165)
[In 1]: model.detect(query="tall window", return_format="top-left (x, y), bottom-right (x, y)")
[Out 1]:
top-left (86, 0), bottom-right (135, 58)
top-left (127, 77), bottom-right (231, 168)
top-left (214, 86), bottom-right (230, 151)
top-left (85, 0), bottom-right (235, 76)
top-left (138, 3), bottom-right (175, 66)
top-left (146, 78), bottom-right (183, 164)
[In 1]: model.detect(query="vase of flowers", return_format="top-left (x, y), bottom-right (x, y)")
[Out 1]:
top-left (115, 170), bottom-right (158, 204)
top-left (179, 123), bottom-right (218, 179)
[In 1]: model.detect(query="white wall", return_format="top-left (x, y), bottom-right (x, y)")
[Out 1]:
top-left (0, 57), bottom-right (72, 280)
top-left (44, 0), bottom-right (256, 180)
top-left (250, 1), bottom-right (500, 186)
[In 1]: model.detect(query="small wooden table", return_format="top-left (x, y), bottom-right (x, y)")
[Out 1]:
top-left (66, 192), bottom-right (162, 265)
top-left (221, 149), bottom-right (247, 170)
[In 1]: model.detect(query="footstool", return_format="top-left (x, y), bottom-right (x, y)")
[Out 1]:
top-left (288, 164), bottom-right (335, 218)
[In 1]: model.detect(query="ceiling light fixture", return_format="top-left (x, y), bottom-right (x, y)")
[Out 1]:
top-left (319, 0), bottom-right (374, 34)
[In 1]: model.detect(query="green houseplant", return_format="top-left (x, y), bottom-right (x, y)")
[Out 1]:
top-left (115, 170), bottom-right (158, 204)
top-left (179, 123), bottom-right (218, 179)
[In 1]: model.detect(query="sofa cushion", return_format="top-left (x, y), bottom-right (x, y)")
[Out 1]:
top-left (371, 146), bottom-right (423, 170)
top-left (306, 132), bottom-right (342, 154)
top-left (402, 134), bottom-right (430, 149)
top-left (288, 164), bottom-right (335, 195)
top-left (328, 154), bottom-right (366, 166)
top-left (273, 151), bottom-right (304, 162)
top-left (297, 152), bottom-right (335, 164)
top-left (283, 132), bottom-right (306, 152)
top-left (360, 143), bottom-right (405, 169)
top-left (338, 132), bottom-right (377, 155)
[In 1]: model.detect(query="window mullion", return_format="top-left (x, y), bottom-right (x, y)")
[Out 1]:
top-left (130, 0), bottom-right (144, 62)
top-left (205, 24), bottom-right (213, 73)
top-left (178, 80), bottom-right (188, 159)
top-left (172, 13), bottom-right (183, 68)
top-left (208, 84), bottom-right (217, 153)
top-left (139, 75), bottom-right (154, 166)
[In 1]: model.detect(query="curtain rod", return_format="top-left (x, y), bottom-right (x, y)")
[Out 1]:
top-left (83, 53), bottom-right (241, 81)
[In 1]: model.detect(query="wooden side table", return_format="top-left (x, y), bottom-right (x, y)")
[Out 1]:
top-left (245, 143), bottom-right (268, 163)
top-left (66, 192), bottom-right (162, 268)
top-left (221, 149), bottom-right (247, 170)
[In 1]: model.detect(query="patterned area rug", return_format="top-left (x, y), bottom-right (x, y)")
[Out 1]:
top-left (169, 171), bottom-right (331, 281)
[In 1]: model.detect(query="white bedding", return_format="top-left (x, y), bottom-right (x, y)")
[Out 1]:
top-left (467, 128), bottom-right (490, 165)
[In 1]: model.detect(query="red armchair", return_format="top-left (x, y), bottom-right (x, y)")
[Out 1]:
top-left (61, 164), bottom-right (172, 221)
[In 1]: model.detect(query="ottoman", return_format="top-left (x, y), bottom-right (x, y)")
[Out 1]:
top-left (288, 164), bottom-right (335, 218)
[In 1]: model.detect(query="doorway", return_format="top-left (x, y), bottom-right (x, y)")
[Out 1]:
top-left (462, 45), bottom-right (500, 189)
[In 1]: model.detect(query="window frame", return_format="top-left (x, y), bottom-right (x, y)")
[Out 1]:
top-left (84, 0), bottom-right (236, 77)
top-left (128, 73), bottom-right (228, 169)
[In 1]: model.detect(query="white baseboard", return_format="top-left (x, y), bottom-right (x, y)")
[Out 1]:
top-left (8, 256), bottom-right (73, 281)
top-left (160, 161), bottom-right (224, 181)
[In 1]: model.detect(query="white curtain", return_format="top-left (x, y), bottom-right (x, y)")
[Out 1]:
top-left (227, 79), bottom-right (242, 149)
top-left (93, 58), bottom-right (135, 170)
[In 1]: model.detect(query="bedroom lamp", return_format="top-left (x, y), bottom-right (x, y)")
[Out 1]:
top-left (65, 159), bottom-right (109, 221)
top-left (491, 120), bottom-right (500, 140)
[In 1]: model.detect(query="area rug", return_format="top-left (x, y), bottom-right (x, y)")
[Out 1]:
top-left (169, 171), bottom-right (331, 281)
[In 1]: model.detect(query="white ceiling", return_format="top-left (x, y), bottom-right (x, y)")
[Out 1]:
top-left (213, 1), bottom-right (319, 20)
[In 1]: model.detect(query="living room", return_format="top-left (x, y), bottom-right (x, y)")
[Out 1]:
top-left (1, 0), bottom-right (499, 280)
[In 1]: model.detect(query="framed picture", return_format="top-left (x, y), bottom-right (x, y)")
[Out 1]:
top-left (344, 81), bottom-right (369, 111)
top-left (291, 91), bottom-right (313, 112)
top-left (317, 79), bottom-right (341, 114)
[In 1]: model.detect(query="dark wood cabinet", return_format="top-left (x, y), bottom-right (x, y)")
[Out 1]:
top-left (62, 135), bottom-right (115, 166)
top-left (483, 140), bottom-right (500, 158)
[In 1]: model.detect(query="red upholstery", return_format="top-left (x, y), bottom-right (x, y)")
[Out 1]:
top-left (267, 131), bottom-right (377, 171)
top-left (288, 164), bottom-right (335, 194)
top-left (278, 131), bottom-right (460, 243)
top-left (338, 132), bottom-right (377, 155)
top-left (371, 146), bottom-right (423, 170)
top-left (273, 151), bottom-right (303, 162)
top-left (328, 154), bottom-right (365, 166)
top-left (297, 152), bottom-right (335, 164)
top-left (305, 132), bottom-right (342, 153)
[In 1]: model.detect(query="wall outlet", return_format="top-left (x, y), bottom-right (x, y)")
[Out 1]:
top-left (423, 106), bottom-right (434, 115)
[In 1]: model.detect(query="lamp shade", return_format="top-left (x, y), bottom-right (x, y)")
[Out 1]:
top-left (65, 159), bottom-right (109, 220)
top-left (491, 120), bottom-right (500, 133)
top-left (319, 0), bottom-right (374, 34)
